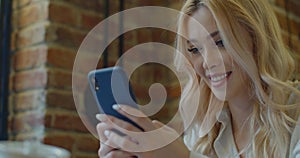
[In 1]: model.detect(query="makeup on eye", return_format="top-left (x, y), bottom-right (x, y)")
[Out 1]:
top-left (187, 39), bottom-right (224, 55)
top-left (215, 39), bottom-right (224, 47)
top-left (187, 47), bottom-right (202, 55)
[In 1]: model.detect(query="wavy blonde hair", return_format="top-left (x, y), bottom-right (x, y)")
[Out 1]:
top-left (175, 0), bottom-right (300, 157)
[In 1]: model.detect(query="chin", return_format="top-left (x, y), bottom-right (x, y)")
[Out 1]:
top-left (212, 89), bottom-right (227, 101)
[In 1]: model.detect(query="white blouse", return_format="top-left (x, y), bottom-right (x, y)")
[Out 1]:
top-left (188, 84), bottom-right (300, 158)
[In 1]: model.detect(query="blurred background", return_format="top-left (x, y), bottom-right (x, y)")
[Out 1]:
top-left (0, 0), bottom-right (299, 158)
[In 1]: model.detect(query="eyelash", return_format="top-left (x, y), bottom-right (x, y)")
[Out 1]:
top-left (187, 40), bottom-right (224, 55)
top-left (187, 47), bottom-right (201, 54)
top-left (215, 39), bottom-right (224, 47)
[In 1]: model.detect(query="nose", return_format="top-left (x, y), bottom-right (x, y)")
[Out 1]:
top-left (202, 48), bottom-right (220, 70)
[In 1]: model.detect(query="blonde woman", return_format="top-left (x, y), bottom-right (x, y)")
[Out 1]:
top-left (96, 0), bottom-right (300, 157)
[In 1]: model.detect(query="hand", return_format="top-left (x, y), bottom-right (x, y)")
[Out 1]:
top-left (96, 104), bottom-right (190, 158)
top-left (97, 117), bottom-right (137, 158)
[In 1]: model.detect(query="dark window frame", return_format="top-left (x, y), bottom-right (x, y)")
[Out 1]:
top-left (0, 0), bottom-right (12, 140)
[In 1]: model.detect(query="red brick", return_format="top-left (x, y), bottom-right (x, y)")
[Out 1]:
top-left (46, 90), bottom-right (75, 110)
top-left (49, 2), bottom-right (79, 27)
top-left (55, 26), bottom-right (86, 48)
top-left (14, 45), bottom-right (47, 71)
top-left (65, 0), bottom-right (103, 11)
top-left (129, 64), bottom-right (155, 85)
top-left (124, 0), bottom-right (136, 9)
top-left (109, 0), bottom-right (120, 15)
top-left (75, 154), bottom-right (99, 158)
top-left (107, 40), bottom-right (120, 65)
top-left (15, 130), bottom-right (44, 141)
top-left (10, 31), bottom-right (17, 50)
top-left (291, 36), bottom-right (300, 54)
top-left (13, 0), bottom-right (34, 9)
top-left (14, 90), bottom-right (46, 111)
top-left (47, 69), bottom-right (72, 89)
top-left (13, 111), bottom-right (44, 133)
top-left (17, 22), bottom-right (48, 48)
top-left (145, 0), bottom-right (168, 6)
top-left (275, 0), bottom-right (288, 9)
top-left (275, 10), bottom-right (288, 30)
top-left (281, 31), bottom-right (290, 46)
top-left (13, 69), bottom-right (47, 92)
top-left (151, 28), bottom-right (166, 42)
top-left (9, 75), bottom-right (14, 92)
top-left (18, 1), bottom-right (49, 28)
top-left (53, 113), bottom-right (88, 132)
top-left (276, 0), bottom-right (300, 17)
top-left (289, 20), bottom-right (300, 37)
top-left (74, 152), bottom-right (99, 158)
top-left (44, 133), bottom-right (75, 151)
top-left (12, 0), bottom-right (18, 10)
top-left (76, 135), bottom-right (99, 152)
top-left (123, 32), bottom-right (138, 52)
top-left (7, 115), bottom-right (13, 133)
top-left (137, 29), bottom-right (152, 43)
top-left (124, 30), bottom-right (137, 42)
top-left (47, 47), bottom-right (76, 70)
top-left (168, 1), bottom-right (184, 10)
top-left (44, 113), bottom-right (52, 128)
top-left (275, 10), bottom-right (300, 35)
top-left (81, 12), bottom-right (103, 30)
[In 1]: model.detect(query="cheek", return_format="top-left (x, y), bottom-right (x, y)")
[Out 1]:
top-left (190, 57), bottom-right (205, 76)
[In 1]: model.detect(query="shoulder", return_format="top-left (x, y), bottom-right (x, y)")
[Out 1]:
top-left (287, 80), bottom-right (300, 104)
top-left (289, 116), bottom-right (300, 157)
top-left (288, 80), bottom-right (300, 157)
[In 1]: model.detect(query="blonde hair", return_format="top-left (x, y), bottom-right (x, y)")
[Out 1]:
top-left (175, 0), bottom-right (300, 157)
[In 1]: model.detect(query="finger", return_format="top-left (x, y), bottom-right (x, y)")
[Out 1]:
top-left (99, 142), bottom-right (115, 157)
top-left (105, 150), bottom-right (136, 158)
top-left (96, 114), bottom-right (113, 142)
top-left (152, 120), bottom-right (164, 128)
top-left (96, 122), bottom-right (112, 143)
top-left (99, 143), bottom-right (136, 158)
top-left (105, 129), bottom-right (139, 151)
top-left (97, 114), bottom-right (142, 133)
top-left (152, 120), bottom-right (173, 130)
top-left (113, 104), bottom-right (155, 131)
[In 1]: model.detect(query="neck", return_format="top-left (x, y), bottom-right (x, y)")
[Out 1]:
top-left (227, 93), bottom-right (254, 135)
top-left (227, 93), bottom-right (254, 153)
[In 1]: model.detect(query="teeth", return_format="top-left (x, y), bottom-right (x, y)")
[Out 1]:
top-left (210, 73), bottom-right (228, 82)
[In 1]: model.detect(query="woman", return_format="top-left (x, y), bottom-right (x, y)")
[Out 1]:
top-left (96, 0), bottom-right (300, 157)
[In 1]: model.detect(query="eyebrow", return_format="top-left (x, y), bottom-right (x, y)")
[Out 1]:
top-left (209, 31), bottom-right (219, 39)
top-left (187, 30), bottom-right (219, 44)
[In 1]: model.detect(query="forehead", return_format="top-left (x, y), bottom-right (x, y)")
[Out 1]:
top-left (186, 6), bottom-right (218, 42)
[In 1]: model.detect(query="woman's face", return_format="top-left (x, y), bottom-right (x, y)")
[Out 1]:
top-left (186, 6), bottom-right (250, 102)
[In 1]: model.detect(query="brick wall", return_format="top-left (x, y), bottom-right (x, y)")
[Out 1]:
top-left (9, 0), bottom-right (181, 158)
top-left (271, 0), bottom-right (300, 79)
top-left (7, 0), bottom-right (300, 158)
top-left (10, 0), bottom-right (103, 158)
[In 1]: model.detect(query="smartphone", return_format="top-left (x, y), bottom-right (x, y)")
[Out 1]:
top-left (88, 66), bottom-right (143, 131)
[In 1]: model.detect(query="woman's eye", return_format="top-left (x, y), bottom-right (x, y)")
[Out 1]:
top-left (215, 40), bottom-right (224, 47)
top-left (187, 47), bottom-right (201, 55)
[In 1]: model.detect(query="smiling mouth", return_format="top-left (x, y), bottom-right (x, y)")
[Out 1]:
top-left (208, 71), bottom-right (232, 82)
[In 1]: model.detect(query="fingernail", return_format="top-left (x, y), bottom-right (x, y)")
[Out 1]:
top-left (104, 130), bottom-right (110, 137)
top-left (112, 104), bottom-right (120, 110)
top-left (96, 114), bottom-right (106, 122)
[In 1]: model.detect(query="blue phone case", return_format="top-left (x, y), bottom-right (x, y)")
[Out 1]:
top-left (88, 67), bottom-right (143, 131)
